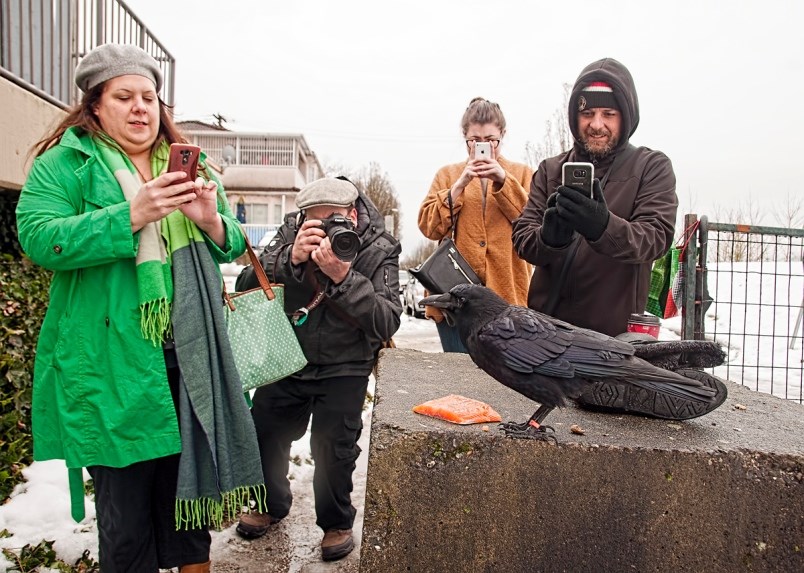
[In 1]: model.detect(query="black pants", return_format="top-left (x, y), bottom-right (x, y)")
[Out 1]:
top-left (251, 375), bottom-right (368, 531)
top-left (87, 349), bottom-right (210, 572)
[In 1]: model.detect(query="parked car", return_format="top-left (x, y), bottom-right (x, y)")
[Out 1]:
top-left (258, 229), bottom-right (279, 248)
top-left (398, 269), bottom-right (409, 295)
top-left (403, 276), bottom-right (426, 318)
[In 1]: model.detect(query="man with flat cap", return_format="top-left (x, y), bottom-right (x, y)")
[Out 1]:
top-left (234, 176), bottom-right (402, 561)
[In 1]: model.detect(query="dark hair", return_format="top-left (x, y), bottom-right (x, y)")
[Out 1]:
top-left (32, 81), bottom-right (187, 158)
top-left (460, 97), bottom-right (506, 135)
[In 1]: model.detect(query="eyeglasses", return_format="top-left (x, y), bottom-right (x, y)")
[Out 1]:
top-left (465, 138), bottom-right (501, 148)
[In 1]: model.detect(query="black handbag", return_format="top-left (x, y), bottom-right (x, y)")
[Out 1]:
top-left (409, 193), bottom-right (482, 294)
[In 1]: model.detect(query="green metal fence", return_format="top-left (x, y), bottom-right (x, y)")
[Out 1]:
top-left (681, 214), bottom-right (804, 403)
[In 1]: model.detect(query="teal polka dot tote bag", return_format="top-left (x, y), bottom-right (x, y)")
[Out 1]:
top-left (223, 235), bottom-right (307, 392)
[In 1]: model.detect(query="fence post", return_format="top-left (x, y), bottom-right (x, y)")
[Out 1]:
top-left (693, 215), bottom-right (710, 340)
top-left (681, 213), bottom-right (698, 340)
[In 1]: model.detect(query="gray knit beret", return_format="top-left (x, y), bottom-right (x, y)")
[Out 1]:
top-left (75, 44), bottom-right (163, 93)
top-left (296, 178), bottom-right (359, 210)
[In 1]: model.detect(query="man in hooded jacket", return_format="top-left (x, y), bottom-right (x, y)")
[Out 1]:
top-left (233, 177), bottom-right (402, 561)
top-left (513, 57), bottom-right (677, 338)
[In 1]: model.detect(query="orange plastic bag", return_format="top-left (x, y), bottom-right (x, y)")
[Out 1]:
top-left (413, 394), bottom-right (502, 425)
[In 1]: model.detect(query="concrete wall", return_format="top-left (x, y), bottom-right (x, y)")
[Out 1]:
top-left (360, 349), bottom-right (803, 573)
top-left (0, 77), bottom-right (65, 190)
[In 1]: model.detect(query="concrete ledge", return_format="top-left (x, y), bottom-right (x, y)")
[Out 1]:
top-left (360, 349), bottom-right (804, 573)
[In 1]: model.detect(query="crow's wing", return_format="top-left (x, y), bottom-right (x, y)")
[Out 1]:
top-left (464, 306), bottom-right (592, 406)
top-left (473, 306), bottom-right (635, 378)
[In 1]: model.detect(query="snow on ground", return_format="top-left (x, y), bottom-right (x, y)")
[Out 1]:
top-left (0, 464), bottom-right (97, 569)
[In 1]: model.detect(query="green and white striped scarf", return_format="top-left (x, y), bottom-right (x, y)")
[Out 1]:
top-left (97, 136), bottom-right (172, 344)
top-left (93, 137), bottom-right (265, 528)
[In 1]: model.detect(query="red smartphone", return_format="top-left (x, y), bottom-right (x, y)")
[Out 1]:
top-left (168, 143), bottom-right (201, 181)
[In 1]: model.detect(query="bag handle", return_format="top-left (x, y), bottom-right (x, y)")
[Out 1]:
top-left (676, 219), bottom-right (700, 259)
top-left (223, 227), bottom-right (276, 310)
top-left (447, 191), bottom-right (458, 241)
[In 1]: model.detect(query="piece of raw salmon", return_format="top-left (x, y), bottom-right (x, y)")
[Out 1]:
top-left (413, 394), bottom-right (502, 425)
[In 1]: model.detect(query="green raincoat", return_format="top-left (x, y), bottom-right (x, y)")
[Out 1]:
top-left (16, 127), bottom-right (245, 470)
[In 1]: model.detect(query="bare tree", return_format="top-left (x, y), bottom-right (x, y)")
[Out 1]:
top-left (350, 162), bottom-right (400, 217)
top-left (524, 83), bottom-right (573, 168)
top-left (771, 192), bottom-right (804, 230)
top-left (325, 161), bottom-right (401, 238)
top-left (710, 197), bottom-right (768, 262)
top-left (400, 239), bottom-right (437, 271)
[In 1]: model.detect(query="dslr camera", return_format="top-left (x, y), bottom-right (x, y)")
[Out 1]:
top-left (319, 214), bottom-right (360, 261)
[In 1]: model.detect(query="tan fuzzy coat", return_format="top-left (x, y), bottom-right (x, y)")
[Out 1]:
top-left (418, 156), bottom-right (533, 321)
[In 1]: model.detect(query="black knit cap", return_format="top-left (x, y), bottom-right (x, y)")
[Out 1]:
top-left (577, 81), bottom-right (619, 111)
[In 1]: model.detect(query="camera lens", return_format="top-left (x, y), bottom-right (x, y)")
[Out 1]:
top-left (320, 215), bottom-right (361, 261)
top-left (328, 227), bottom-right (360, 261)
top-left (574, 169), bottom-right (586, 177)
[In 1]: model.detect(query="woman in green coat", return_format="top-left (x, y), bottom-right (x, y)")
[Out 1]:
top-left (16, 44), bottom-right (264, 573)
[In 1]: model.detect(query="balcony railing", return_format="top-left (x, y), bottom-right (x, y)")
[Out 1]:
top-left (183, 130), bottom-right (323, 180)
top-left (191, 133), bottom-right (299, 168)
top-left (0, 0), bottom-right (175, 108)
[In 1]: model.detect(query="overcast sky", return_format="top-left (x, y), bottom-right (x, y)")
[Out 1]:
top-left (127, 0), bottom-right (803, 256)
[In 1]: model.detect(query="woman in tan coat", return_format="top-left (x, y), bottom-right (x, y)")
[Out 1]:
top-left (418, 97), bottom-right (533, 352)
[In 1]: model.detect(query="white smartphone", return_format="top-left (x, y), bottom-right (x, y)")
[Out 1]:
top-left (474, 141), bottom-right (492, 160)
top-left (562, 162), bottom-right (594, 198)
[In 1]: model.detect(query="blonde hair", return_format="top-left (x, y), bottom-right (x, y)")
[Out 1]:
top-left (460, 97), bottom-right (506, 135)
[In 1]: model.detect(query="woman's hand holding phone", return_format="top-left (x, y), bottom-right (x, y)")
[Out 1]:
top-left (129, 171), bottom-right (198, 232)
top-left (470, 141), bottom-right (505, 184)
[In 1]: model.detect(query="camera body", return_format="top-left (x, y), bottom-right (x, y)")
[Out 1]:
top-left (319, 214), bottom-right (360, 261)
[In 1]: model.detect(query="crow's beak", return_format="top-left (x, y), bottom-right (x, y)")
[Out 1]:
top-left (419, 292), bottom-right (457, 326)
top-left (419, 292), bottom-right (454, 310)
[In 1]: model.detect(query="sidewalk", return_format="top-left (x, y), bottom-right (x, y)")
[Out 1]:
top-left (208, 417), bottom-right (367, 573)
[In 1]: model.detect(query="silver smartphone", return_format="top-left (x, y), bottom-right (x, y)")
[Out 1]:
top-left (562, 162), bottom-right (594, 198)
top-left (474, 141), bottom-right (492, 160)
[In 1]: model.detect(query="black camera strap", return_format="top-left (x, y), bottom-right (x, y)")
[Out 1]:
top-left (291, 264), bottom-right (325, 326)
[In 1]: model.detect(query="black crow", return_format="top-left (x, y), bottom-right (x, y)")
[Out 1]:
top-left (420, 284), bottom-right (721, 440)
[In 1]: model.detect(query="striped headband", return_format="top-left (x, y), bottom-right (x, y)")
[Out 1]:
top-left (577, 81), bottom-right (619, 111)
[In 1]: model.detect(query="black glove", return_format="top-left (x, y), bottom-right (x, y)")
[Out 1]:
top-left (555, 178), bottom-right (610, 241)
top-left (540, 192), bottom-right (575, 247)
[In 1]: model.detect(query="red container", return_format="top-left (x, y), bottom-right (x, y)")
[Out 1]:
top-left (627, 313), bottom-right (660, 338)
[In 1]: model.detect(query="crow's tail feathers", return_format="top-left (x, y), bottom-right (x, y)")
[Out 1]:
top-left (629, 377), bottom-right (717, 403)
top-left (578, 356), bottom-right (718, 403)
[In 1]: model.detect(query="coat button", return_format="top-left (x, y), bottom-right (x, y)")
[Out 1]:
top-left (53, 245), bottom-right (62, 254)
top-left (479, 241), bottom-right (486, 247)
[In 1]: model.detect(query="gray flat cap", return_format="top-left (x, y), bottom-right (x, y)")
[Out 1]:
top-left (296, 178), bottom-right (359, 210)
top-left (75, 43), bottom-right (163, 93)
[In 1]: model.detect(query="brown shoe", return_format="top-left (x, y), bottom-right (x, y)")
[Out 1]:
top-left (321, 528), bottom-right (354, 561)
top-left (179, 561), bottom-right (210, 573)
top-left (236, 511), bottom-right (282, 539)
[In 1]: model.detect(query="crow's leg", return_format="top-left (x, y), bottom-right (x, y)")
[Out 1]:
top-left (500, 405), bottom-right (556, 441)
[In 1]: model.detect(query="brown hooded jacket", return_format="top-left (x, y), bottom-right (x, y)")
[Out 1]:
top-left (512, 57), bottom-right (678, 336)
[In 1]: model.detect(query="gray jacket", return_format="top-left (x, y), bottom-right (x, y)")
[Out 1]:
top-left (235, 191), bottom-right (402, 379)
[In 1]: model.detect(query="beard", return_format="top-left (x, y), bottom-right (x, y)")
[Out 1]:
top-left (582, 130), bottom-right (619, 160)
